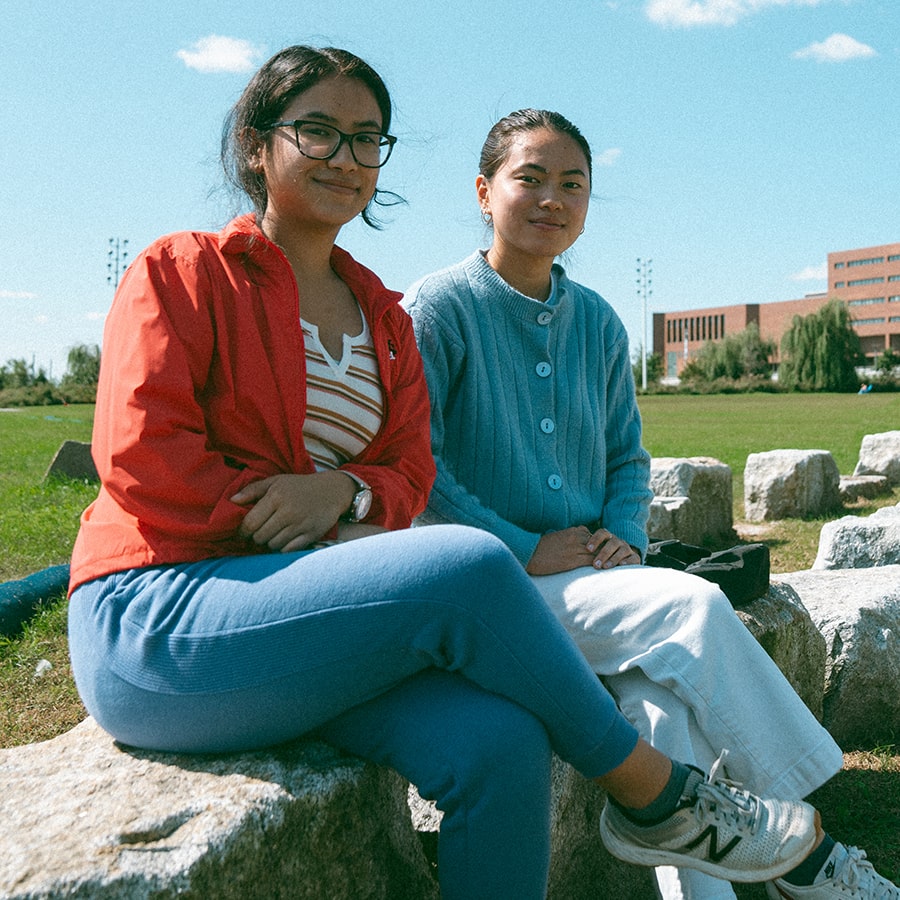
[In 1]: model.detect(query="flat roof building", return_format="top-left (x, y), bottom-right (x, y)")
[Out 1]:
top-left (654, 241), bottom-right (900, 378)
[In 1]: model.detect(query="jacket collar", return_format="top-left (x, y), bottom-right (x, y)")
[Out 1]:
top-left (218, 214), bottom-right (403, 319)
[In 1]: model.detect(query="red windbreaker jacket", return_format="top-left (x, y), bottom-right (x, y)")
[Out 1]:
top-left (69, 215), bottom-right (436, 592)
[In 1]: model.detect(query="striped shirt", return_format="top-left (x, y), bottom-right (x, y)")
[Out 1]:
top-left (301, 313), bottom-right (385, 470)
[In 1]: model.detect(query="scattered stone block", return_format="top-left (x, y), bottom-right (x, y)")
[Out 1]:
top-left (853, 430), bottom-right (900, 485)
top-left (813, 503), bottom-right (900, 569)
top-left (43, 440), bottom-right (98, 482)
top-left (839, 474), bottom-right (891, 503)
top-left (743, 449), bottom-right (841, 522)
top-left (649, 456), bottom-right (734, 544)
top-left (772, 566), bottom-right (900, 748)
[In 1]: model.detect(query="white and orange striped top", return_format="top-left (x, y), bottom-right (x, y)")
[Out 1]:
top-left (300, 313), bottom-right (385, 470)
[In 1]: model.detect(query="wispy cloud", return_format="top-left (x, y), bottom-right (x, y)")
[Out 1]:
top-left (645, 0), bottom-right (827, 28)
top-left (596, 148), bottom-right (622, 167)
top-left (0, 290), bottom-right (37, 300)
top-left (790, 263), bottom-right (827, 281)
top-left (176, 35), bottom-right (265, 74)
top-left (792, 33), bottom-right (877, 62)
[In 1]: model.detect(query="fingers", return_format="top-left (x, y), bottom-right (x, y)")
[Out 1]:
top-left (586, 528), bottom-right (640, 570)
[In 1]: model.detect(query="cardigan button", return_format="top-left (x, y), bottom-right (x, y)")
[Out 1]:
top-left (540, 418), bottom-right (555, 434)
top-left (535, 362), bottom-right (552, 377)
top-left (547, 474), bottom-right (563, 490)
top-left (537, 310), bottom-right (553, 325)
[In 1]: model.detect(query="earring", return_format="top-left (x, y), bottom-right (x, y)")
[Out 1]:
top-left (481, 210), bottom-right (493, 226)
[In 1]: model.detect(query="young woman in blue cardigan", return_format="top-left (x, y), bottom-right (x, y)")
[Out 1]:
top-left (404, 108), bottom-right (897, 900)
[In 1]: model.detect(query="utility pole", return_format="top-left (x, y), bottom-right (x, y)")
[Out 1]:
top-left (107, 238), bottom-right (129, 289)
top-left (636, 258), bottom-right (653, 390)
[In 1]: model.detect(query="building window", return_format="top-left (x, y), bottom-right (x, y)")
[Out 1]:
top-left (848, 277), bottom-right (885, 286)
top-left (849, 298), bottom-right (885, 306)
top-left (889, 296), bottom-right (900, 303)
top-left (889, 274), bottom-right (900, 282)
top-left (847, 256), bottom-right (885, 267)
top-left (852, 317), bottom-right (886, 326)
top-left (834, 262), bottom-right (845, 269)
top-left (889, 254), bottom-right (900, 262)
top-left (834, 281), bottom-right (845, 288)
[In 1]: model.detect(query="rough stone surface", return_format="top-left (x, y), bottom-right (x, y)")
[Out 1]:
top-left (853, 430), bottom-right (900, 485)
top-left (734, 582), bottom-right (828, 721)
top-left (838, 474), bottom-right (891, 503)
top-left (649, 456), bottom-right (735, 544)
top-left (0, 718), bottom-right (437, 900)
top-left (43, 440), bottom-right (99, 482)
top-left (744, 449), bottom-right (841, 522)
top-left (813, 503), bottom-right (900, 569)
top-left (772, 566), bottom-right (900, 748)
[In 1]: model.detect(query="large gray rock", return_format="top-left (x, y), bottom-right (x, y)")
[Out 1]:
top-left (853, 430), bottom-right (900, 485)
top-left (813, 503), bottom-right (900, 569)
top-left (0, 718), bottom-right (437, 900)
top-left (649, 456), bottom-right (735, 544)
top-left (838, 474), bottom-right (891, 503)
top-left (744, 449), bottom-right (841, 522)
top-left (772, 567), bottom-right (900, 748)
top-left (43, 440), bottom-right (99, 482)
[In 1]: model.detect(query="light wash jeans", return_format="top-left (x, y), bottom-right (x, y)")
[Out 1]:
top-left (68, 524), bottom-right (639, 900)
top-left (532, 564), bottom-right (844, 900)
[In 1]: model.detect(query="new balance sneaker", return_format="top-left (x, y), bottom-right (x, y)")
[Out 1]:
top-left (766, 843), bottom-right (900, 898)
top-left (599, 751), bottom-right (818, 883)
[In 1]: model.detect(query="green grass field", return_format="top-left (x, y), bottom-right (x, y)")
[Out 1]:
top-left (1, 398), bottom-right (898, 884)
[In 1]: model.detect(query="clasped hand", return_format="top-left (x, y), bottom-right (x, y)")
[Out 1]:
top-left (525, 526), bottom-right (641, 576)
top-left (231, 471), bottom-right (358, 553)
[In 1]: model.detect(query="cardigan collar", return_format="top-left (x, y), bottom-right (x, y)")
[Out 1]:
top-left (462, 250), bottom-right (571, 321)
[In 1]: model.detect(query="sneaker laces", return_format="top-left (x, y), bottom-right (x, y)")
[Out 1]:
top-left (832, 846), bottom-right (896, 897)
top-left (691, 750), bottom-right (762, 837)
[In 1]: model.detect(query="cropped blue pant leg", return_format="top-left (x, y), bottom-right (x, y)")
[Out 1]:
top-left (68, 525), bottom-right (639, 900)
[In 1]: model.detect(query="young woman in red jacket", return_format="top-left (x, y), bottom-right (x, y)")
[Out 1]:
top-left (67, 46), bottom-right (818, 899)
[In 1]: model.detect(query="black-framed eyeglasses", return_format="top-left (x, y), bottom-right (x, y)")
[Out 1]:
top-left (264, 120), bottom-right (397, 168)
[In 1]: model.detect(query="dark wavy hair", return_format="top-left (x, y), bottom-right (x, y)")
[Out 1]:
top-left (479, 108), bottom-right (592, 184)
top-left (221, 45), bottom-right (401, 228)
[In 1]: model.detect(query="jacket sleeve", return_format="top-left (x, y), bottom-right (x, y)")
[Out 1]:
top-left (342, 308), bottom-right (436, 530)
top-left (406, 292), bottom-right (541, 566)
top-left (91, 241), bottom-right (267, 542)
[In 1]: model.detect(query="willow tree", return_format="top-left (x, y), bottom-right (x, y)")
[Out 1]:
top-left (779, 299), bottom-right (863, 392)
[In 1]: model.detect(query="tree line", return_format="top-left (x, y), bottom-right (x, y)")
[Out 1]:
top-left (0, 344), bottom-right (100, 406)
top-left (635, 299), bottom-right (900, 393)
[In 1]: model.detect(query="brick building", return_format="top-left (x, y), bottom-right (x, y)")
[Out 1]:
top-left (653, 241), bottom-right (900, 378)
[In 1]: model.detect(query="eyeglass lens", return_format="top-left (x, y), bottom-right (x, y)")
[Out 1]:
top-left (294, 122), bottom-right (392, 167)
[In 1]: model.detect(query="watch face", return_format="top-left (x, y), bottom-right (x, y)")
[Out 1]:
top-left (353, 488), bottom-right (373, 521)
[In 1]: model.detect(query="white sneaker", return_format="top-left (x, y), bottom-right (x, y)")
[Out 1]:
top-left (766, 843), bottom-right (900, 898)
top-left (600, 751), bottom-right (817, 883)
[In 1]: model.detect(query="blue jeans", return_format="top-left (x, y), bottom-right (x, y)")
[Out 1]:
top-left (68, 525), bottom-right (638, 899)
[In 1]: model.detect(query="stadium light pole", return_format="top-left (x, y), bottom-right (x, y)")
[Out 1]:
top-left (107, 237), bottom-right (129, 289)
top-left (636, 258), bottom-right (653, 390)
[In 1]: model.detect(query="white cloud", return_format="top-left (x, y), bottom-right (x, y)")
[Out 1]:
top-left (792, 33), bottom-right (877, 62)
top-left (176, 35), bottom-right (265, 74)
top-left (790, 263), bottom-right (827, 281)
top-left (645, 0), bottom-right (826, 28)
top-left (596, 147), bottom-right (622, 167)
top-left (0, 289), bottom-right (38, 300)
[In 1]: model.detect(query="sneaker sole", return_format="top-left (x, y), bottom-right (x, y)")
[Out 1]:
top-left (599, 805), bottom-right (818, 883)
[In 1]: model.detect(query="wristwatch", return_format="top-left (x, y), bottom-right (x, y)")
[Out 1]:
top-left (342, 471), bottom-right (373, 522)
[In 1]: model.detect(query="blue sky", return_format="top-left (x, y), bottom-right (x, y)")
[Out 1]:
top-left (1, 0), bottom-right (897, 379)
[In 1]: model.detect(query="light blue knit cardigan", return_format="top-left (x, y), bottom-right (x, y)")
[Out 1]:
top-left (404, 251), bottom-right (652, 567)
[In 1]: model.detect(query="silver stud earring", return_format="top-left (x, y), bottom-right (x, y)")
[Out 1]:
top-left (481, 210), bottom-right (493, 226)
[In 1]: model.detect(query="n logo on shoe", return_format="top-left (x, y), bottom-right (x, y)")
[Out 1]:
top-left (684, 826), bottom-right (741, 862)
